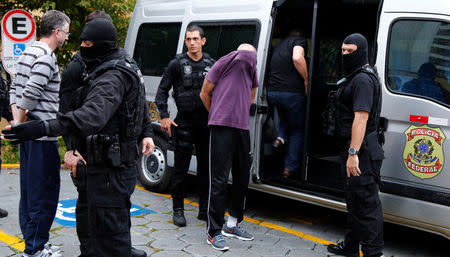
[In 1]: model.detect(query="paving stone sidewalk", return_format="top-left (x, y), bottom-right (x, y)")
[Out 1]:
top-left (0, 169), bottom-right (326, 257)
top-left (0, 169), bottom-right (444, 257)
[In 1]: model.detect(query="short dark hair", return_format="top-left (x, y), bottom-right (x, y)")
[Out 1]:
top-left (186, 25), bottom-right (205, 38)
top-left (85, 10), bottom-right (113, 24)
top-left (40, 10), bottom-right (70, 38)
top-left (289, 28), bottom-right (303, 37)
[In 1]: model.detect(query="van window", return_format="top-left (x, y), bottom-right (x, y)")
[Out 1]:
top-left (133, 23), bottom-right (181, 76)
top-left (188, 23), bottom-right (259, 60)
top-left (387, 20), bottom-right (450, 105)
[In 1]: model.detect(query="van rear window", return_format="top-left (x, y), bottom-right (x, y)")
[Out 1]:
top-left (187, 23), bottom-right (259, 60)
top-left (387, 20), bottom-right (450, 106)
top-left (133, 23), bottom-right (181, 76)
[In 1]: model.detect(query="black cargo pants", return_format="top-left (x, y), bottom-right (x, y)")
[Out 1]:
top-left (340, 138), bottom-right (384, 257)
top-left (171, 125), bottom-right (210, 212)
top-left (72, 164), bottom-right (137, 257)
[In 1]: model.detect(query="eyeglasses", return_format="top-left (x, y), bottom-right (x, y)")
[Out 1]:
top-left (53, 28), bottom-right (70, 37)
top-left (60, 30), bottom-right (70, 37)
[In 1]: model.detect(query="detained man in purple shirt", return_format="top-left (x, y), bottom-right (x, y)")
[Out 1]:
top-left (200, 44), bottom-right (259, 251)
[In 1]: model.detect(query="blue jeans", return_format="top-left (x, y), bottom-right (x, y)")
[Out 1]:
top-left (19, 140), bottom-right (60, 255)
top-left (268, 91), bottom-right (305, 172)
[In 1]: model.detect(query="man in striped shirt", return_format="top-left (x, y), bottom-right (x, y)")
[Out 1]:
top-left (9, 10), bottom-right (70, 257)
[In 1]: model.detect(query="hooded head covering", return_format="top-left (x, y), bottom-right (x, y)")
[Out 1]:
top-left (342, 33), bottom-right (368, 75)
top-left (79, 18), bottom-right (117, 68)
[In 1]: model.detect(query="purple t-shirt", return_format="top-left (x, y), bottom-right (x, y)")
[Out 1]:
top-left (206, 50), bottom-right (259, 130)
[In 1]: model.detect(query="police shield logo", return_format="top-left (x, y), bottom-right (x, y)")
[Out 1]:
top-left (403, 124), bottom-right (446, 179)
top-left (184, 65), bottom-right (192, 75)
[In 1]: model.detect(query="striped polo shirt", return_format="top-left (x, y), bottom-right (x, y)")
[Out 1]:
top-left (10, 41), bottom-right (60, 141)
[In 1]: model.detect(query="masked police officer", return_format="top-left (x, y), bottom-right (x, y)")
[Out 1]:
top-left (59, 11), bottom-right (148, 257)
top-left (3, 19), bottom-right (154, 257)
top-left (327, 33), bottom-right (384, 257)
top-left (155, 25), bottom-right (215, 227)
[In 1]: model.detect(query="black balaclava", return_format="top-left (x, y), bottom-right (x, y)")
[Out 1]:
top-left (342, 33), bottom-right (368, 75)
top-left (80, 18), bottom-right (117, 70)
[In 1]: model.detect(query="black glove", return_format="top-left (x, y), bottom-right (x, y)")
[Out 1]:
top-left (2, 120), bottom-right (48, 144)
top-left (26, 111), bottom-right (41, 121)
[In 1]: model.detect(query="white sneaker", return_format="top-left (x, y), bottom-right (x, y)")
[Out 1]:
top-left (22, 243), bottom-right (63, 257)
top-left (43, 242), bottom-right (63, 257)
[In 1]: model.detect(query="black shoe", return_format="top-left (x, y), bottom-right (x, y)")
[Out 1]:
top-left (0, 208), bottom-right (7, 218)
top-left (197, 210), bottom-right (207, 221)
top-left (327, 241), bottom-right (359, 257)
top-left (131, 247), bottom-right (147, 257)
top-left (173, 208), bottom-right (186, 227)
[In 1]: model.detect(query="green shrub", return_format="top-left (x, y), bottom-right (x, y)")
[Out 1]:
top-left (1, 138), bottom-right (67, 164)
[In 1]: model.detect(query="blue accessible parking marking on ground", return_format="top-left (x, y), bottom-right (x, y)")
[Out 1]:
top-left (54, 199), bottom-right (156, 228)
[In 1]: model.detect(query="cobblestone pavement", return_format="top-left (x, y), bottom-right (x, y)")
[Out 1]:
top-left (0, 168), bottom-right (447, 257)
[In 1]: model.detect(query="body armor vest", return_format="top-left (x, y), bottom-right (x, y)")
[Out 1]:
top-left (337, 66), bottom-right (382, 141)
top-left (173, 53), bottom-right (214, 114)
top-left (323, 66), bottom-right (382, 141)
top-left (78, 56), bottom-right (146, 167)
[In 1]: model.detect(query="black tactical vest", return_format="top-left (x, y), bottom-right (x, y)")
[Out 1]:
top-left (173, 53), bottom-right (214, 114)
top-left (81, 56), bottom-right (146, 167)
top-left (337, 66), bottom-right (382, 141)
top-left (323, 66), bottom-right (382, 141)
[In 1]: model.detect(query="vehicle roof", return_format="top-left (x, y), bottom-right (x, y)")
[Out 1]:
top-left (382, 0), bottom-right (450, 16)
top-left (135, 0), bottom-right (188, 17)
top-left (135, 0), bottom-right (272, 16)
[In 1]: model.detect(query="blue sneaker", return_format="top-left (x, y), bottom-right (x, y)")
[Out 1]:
top-left (207, 234), bottom-right (229, 251)
top-left (222, 224), bottom-right (254, 241)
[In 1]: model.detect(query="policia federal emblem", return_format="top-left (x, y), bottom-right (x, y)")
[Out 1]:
top-left (403, 124), bottom-right (446, 179)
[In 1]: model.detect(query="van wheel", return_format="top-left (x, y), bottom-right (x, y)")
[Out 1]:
top-left (138, 135), bottom-right (172, 192)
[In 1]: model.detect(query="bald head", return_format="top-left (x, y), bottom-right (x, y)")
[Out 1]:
top-left (237, 43), bottom-right (256, 52)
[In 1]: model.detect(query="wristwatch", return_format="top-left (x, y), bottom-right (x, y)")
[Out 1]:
top-left (348, 147), bottom-right (359, 155)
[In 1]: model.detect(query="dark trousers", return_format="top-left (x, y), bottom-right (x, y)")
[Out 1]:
top-left (73, 165), bottom-right (137, 257)
top-left (207, 126), bottom-right (251, 237)
top-left (19, 140), bottom-right (60, 255)
top-left (341, 149), bottom-right (384, 256)
top-left (171, 126), bottom-right (209, 211)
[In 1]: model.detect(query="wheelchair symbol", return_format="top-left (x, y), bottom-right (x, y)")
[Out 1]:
top-left (14, 44), bottom-right (26, 56)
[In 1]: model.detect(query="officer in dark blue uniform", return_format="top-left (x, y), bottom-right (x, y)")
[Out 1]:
top-left (3, 19), bottom-right (154, 257)
top-left (327, 33), bottom-right (384, 257)
top-left (155, 25), bottom-right (215, 227)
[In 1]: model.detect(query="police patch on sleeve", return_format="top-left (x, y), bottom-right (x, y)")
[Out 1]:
top-left (403, 124), bottom-right (446, 179)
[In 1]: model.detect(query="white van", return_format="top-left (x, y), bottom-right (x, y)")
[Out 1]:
top-left (125, 0), bottom-right (450, 239)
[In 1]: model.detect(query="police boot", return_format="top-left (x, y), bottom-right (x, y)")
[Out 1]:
top-left (131, 247), bottom-right (147, 257)
top-left (172, 198), bottom-right (186, 227)
top-left (173, 208), bottom-right (186, 227)
top-left (0, 208), bottom-right (8, 218)
top-left (327, 241), bottom-right (359, 257)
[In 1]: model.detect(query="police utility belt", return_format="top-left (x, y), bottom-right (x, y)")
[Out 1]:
top-left (86, 134), bottom-right (121, 167)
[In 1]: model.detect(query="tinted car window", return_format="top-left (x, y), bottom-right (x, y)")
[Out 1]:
top-left (188, 23), bottom-right (258, 60)
top-left (133, 23), bottom-right (181, 76)
top-left (387, 20), bottom-right (450, 105)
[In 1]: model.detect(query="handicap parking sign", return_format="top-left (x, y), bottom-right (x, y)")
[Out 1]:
top-left (54, 199), bottom-right (156, 228)
top-left (13, 44), bottom-right (25, 55)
